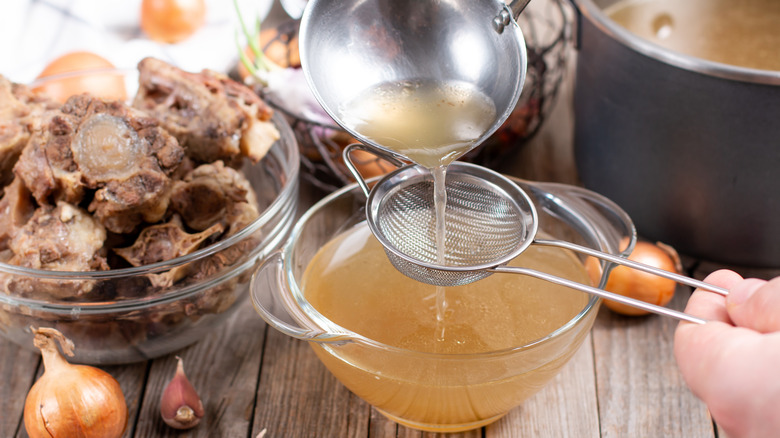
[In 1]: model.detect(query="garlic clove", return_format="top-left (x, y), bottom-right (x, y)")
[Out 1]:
top-left (160, 356), bottom-right (205, 429)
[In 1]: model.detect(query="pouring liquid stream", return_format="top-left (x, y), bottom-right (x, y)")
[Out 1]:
top-left (340, 79), bottom-right (497, 345)
top-left (433, 166), bottom-right (447, 341)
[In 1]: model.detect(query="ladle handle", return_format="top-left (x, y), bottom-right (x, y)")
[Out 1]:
top-left (494, 0), bottom-right (532, 33)
top-left (489, 265), bottom-right (707, 324)
top-left (507, 0), bottom-right (533, 18)
top-left (533, 239), bottom-right (730, 296)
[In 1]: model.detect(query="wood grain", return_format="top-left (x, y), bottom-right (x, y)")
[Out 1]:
top-left (488, 333), bottom-right (600, 438)
top-left (592, 287), bottom-right (715, 438)
top-left (252, 329), bottom-right (371, 437)
top-left (133, 298), bottom-right (267, 437)
top-left (0, 342), bottom-right (38, 438)
top-left (110, 361), bottom-right (149, 438)
top-left (0, 7), bottom-right (735, 434)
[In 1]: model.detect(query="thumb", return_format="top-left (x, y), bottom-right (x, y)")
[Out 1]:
top-left (726, 277), bottom-right (780, 333)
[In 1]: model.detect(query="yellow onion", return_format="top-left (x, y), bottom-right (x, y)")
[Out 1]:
top-left (587, 240), bottom-right (682, 316)
top-left (24, 327), bottom-right (128, 438)
top-left (141, 0), bottom-right (206, 44)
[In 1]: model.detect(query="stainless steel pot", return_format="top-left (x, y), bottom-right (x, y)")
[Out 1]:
top-left (569, 0), bottom-right (780, 268)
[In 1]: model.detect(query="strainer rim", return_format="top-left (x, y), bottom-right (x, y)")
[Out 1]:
top-left (365, 162), bottom-right (540, 274)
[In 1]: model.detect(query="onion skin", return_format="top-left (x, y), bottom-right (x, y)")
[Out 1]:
top-left (237, 27), bottom-right (301, 81)
top-left (141, 0), bottom-right (206, 44)
top-left (589, 240), bottom-right (681, 316)
top-left (23, 327), bottom-right (128, 438)
top-left (34, 51), bottom-right (127, 104)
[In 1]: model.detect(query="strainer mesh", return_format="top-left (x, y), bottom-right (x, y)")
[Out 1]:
top-left (374, 177), bottom-right (527, 268)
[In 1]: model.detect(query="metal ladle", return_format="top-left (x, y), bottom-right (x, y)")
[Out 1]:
top-left (298, 0), bottom-right (532, 162)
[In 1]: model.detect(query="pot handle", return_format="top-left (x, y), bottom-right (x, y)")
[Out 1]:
top-left (250, 251), bottom-right (354, 344)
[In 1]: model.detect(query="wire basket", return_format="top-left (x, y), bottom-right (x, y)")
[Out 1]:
top-left (254, 1), bottom-right (570, 192)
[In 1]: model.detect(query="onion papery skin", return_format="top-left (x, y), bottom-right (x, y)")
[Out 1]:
top-left (24, 328), bottom-right (128, 438)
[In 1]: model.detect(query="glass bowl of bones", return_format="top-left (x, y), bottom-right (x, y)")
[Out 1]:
top-left (0, 57), bottom-right (300, 364)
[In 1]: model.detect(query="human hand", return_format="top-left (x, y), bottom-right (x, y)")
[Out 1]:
top-left (674, 269), bottom-right (780, 438)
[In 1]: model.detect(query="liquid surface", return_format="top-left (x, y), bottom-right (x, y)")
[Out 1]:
top-left (607, 0), bottom-right (780, 71)
top-left (339, 79), bottom-right (497, 169)
top-left (301, 222), bottom-right (595, 430)
top-left (302, 222), bottom-right (591, 354)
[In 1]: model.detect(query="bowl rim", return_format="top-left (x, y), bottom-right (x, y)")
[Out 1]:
top-left (274, 177), bottom-right (630, 360)
top-left (1, 71), bottom-right (300, 306)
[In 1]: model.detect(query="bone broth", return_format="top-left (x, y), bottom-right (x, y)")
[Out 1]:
top-left (338, 79), bottom-right (497, 169)
top-left (338, 79), bottom-right (499, 338)
top-left (607, 0), bottom-right (780, 71)
top-left (301, 222), bottom-right (592, 428)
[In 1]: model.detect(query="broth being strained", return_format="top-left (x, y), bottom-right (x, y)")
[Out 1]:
top-left (339, 79), bottom-right (500, 338)
top-left (338, 79), bottom-right (497, 169)
top-left (301, 222), bottom-right (591, 427)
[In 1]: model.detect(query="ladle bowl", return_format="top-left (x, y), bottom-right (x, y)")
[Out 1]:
top-left (298, 0), bottom-right (529, 160)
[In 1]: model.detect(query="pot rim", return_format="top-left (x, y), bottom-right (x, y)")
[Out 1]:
top-left (574, 0), bottom-right (780, 85)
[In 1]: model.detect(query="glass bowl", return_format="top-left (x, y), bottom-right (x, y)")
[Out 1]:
top-left (0, 70), bottom-right (300, 364)
top-left (251, 174), bottom-right (634, 432)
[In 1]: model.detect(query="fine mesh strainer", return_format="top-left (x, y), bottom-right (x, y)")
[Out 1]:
top-left (344, 144), bottom-right (729, 325)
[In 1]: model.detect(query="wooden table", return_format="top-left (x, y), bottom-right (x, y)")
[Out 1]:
top-left (3, 4), bottom-right (779, 434)
top-left (4, 103), bottom-right (779, 438)
top-left (4, 255), bottom-right (775, 438)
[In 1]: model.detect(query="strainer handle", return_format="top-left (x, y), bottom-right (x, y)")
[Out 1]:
top-left (533, 239), bottom-right (730, 296)
top-left (489, 265), bottom-right (707, 324)
top-left (343, 143), bottom-right (406, 197)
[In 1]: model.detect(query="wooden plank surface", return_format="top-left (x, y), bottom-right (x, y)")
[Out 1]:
top-left (0, 342), bottom-right (38, 437)
top-left (489, 333), bottom-right (600, 438)
top-left (252, 329), bottom-right (371, 437)
top-left (0, 295), bottom-right (721, 438)
top-left (133, 297), bottom-right (268, 438)
top-left (591, 287), bottom-right (715, 438)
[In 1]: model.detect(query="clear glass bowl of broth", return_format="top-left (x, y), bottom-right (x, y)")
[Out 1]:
top-left (251, 174), bottom-right (634, 433)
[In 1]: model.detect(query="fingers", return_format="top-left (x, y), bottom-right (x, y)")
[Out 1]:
top-left (682, 269), bottom-right (744, 323)
top-left (727, 277), bottom-right (780, 333)
top-left (674, 270), bottom-right (743, 392)
top-left (674, 269), bottom-right (780, 438)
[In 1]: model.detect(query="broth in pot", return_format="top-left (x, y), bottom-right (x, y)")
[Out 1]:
top-left (606, 0), bottom-right (780, 71)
